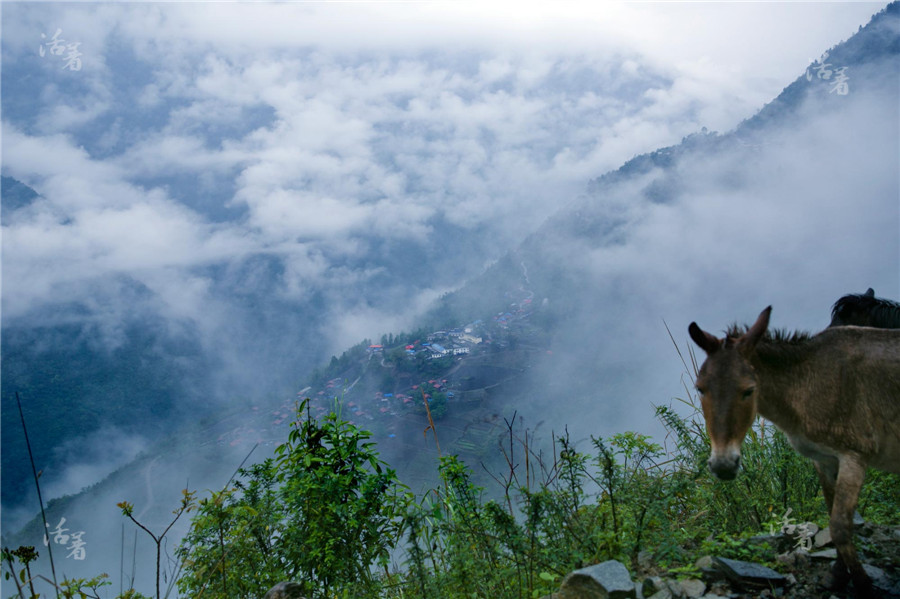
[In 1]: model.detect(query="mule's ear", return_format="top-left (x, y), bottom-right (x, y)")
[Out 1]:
top-left (689, 322), bottom-right (721, 355)
top-left (741, 306), bottom-right (772, 349)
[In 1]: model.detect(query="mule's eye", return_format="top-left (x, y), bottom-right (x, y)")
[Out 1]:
top-left (695, 385), bottom-right (706, 396)
top-left (741, 387), bottom-right (755, 399)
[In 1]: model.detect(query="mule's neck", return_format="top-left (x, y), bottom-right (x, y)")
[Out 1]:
top-left (747, 342), bottom-right (814, 436)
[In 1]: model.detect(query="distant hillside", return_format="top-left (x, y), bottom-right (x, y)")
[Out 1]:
top-left (1, 305), bottom-right (218, 511)
top-left (430, 2), bottom-right (899, 330)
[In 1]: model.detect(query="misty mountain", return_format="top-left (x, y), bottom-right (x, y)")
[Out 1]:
top-left (1, 3), bottom-right (897, 595)
top-left (422, 2), bottom-right (899, 442)
top-left (0, 178), bottom-right (506, 518)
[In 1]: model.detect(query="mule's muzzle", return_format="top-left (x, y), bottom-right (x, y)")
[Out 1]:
top-left (708, 452), bottom-right (741, 480)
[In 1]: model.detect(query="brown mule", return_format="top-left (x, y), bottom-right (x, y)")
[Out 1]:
top-left (689, 307), bottom-right (900, 598)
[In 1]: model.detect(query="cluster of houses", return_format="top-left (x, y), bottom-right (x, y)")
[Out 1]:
top-left (367, 322), bottom-right (486, 360)
top-left (494, 297), bottom-right (533, 327)
top-left (215, 285), bottom-right (544, 447)
top-left (423, 325), bottom-right (484, 358)
top-left (300, 289), bottom-right (539, 427)
top-left (216, 292), bottom-right (542, 448)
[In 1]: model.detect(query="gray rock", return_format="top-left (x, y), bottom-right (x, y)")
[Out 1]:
top-left (263, 581), bottom-right (307, 599)
top-left (870, 525), bottom-right (898, 544)
top-left (693, 555), bottom-right (726, 583)
top-left (704, 580), bottom-right (735, 597)
top-left (711, 557), bottom-right (787, 589)
top-left (809, 548), bottom-right (838, 561)
top-left (559, 560), bottom-right (636, 599)
top-left (647, 589), bottom-right (673, 599)
top-left (862, 563), bottom-right (896, 595)
top-left (813, 527), bottom-right (832, 548)
top-left (673, 578), bottom-right (706, 598)
top-left (642, 576), bottom-right (666, 597)
top-left (775, 548), bottom-right (809, 568)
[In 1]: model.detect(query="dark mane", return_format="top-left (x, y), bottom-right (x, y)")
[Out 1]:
top-left (829, 288), bottom-right (900, 329)
top-left (724, 324), bottom-right (812, 344)
top-left (725, 324), bottom-right (813, 364)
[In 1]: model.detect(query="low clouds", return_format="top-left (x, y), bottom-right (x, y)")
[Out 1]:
top-left (507, 74), bottom-right (899, 447)
top-left (1, 0), bottom-right (892, 535)
top-left (1, 124), bottom-right (252, 325)
top-left (44, 427), bottom-right (150, 501)
top-left (2, 0), bottom-right (889, 398)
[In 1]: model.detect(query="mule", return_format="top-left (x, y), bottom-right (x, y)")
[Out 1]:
top-left (689, 307), bottom-right (900, 598)
top-left (830, 288), bottom-right (900, 328)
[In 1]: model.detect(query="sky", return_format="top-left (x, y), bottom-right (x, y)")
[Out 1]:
top-left (1, 2), bottom-right (887, 352)
top-left (2, 2), bottom-right (897, 593)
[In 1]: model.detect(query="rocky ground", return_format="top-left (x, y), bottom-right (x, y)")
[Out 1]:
top-left (261, 522), bottom-right (900, 599)
top-left (545, 522), bottom-right (900, 599)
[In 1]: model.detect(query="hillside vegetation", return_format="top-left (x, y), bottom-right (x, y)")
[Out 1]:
top-left (5, 380), bottom-right (899, 598)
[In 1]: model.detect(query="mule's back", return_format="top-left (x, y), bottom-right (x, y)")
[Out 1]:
top-left (829, 288), bottom-right (900, 328)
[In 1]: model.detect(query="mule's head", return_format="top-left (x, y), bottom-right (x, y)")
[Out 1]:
top-left (688, 306), bottom-right (771, 480)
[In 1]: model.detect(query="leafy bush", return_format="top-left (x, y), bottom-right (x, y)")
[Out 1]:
top-left (176, 400), bottom-right (411, 599)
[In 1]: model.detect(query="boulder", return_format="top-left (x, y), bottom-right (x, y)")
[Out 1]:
top-left (557, 560), bottom-right (636, 599)
top-left (813, 527), bottom-right (832, 548)
top-left (711, 556), bottom-right (787, 590)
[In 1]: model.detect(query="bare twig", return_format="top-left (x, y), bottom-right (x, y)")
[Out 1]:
top-left (16, 392), bottom-right (59, 598)
top-left (421, 390), bottom-right (442, 456)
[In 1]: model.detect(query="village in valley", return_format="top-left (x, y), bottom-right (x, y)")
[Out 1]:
top-left (208, 281), bottom-right (551, 462)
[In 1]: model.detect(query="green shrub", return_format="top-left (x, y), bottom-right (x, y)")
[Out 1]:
top-left (176, 400), bottom-right (411, 599)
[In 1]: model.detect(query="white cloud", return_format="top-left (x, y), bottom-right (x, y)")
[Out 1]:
top-left (3, 1), bottom-right (893, 405)
top-left (42, 427), bottom-right (149, 501)
top-left (1, 124), bottom-right (260, 322)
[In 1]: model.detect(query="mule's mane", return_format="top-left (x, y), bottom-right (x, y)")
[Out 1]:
top-left (724, 324), bottom-right (812, 344)
top-left (724, 324), bottom-right (813, 364)
top-left (830, 289), bottom-right (900, 328)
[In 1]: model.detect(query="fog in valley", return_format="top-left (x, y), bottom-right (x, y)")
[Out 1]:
top-left (2, 2), bottom-right (897, 595)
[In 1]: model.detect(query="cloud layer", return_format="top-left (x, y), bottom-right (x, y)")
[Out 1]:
top-left (2, 5), bottom-right (896, 592)
top-left (3, 3), bottom-right (884, 351)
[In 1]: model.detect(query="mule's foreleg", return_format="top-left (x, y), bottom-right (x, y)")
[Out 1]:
top-left (814, 459), bottom-right (851, 588)
top-left (830, 456), bottom-right (874, 598)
